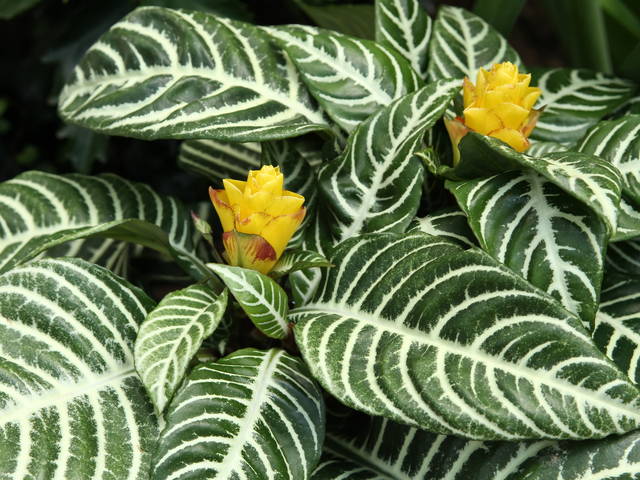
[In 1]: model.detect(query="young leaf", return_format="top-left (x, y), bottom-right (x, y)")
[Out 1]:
top-left (319, 79), bottom-right (461, 243)
top-left (151, 348), bottom-right (325, 480)
top-left (178, 139), bottom-right (261, 185)
top-left (375, 0), bottom-right (432, 80)
top-left (58, 7), bottom-right (335, 142)
top-left (530, 68), bottom-right (636, 144)
top-left (448, 170), bottom-right (608, 324)
top-left (268, 25), bottom-right (423, 132)
top-left (135, 285), bottom-right (229, 414)
top-left (0, 171), bottom-right (210, 280)
top-left (207, 264), bottom-right (290, 339)
top-left (0, 258), bottom-right (158, 478)
top-left (427, 6), bottom-right (522, 82)
top-left (270, 250), bottom-right (333, 279)
top-left (290, 232), bottom-right (640, 441)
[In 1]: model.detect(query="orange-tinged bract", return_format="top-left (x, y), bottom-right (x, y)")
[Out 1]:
top-left (209, 166), bottom-right (306, 274)
top-left (446, 62), bottom-right (543, 165)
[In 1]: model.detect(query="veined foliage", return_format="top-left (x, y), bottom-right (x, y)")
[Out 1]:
top-left (407, 206), bottom-right (477, 249)
top-left (319, 79), bottom-right (460, 244)
top-left (427, 6), bottom-right (522, 83)
top-left (594, 275), bottom-right (640, 386)
top-left (178, 139), bottom-right (261, 186)
top-left (207, 264), bottom-right (290, 339)
top-left (312, 407), bottom-right (640, 480)
top-left (531, 68), bottom-right (636, 145)
top-left (268, 24), bottom-right (422, 133)
top-left (607, 237), bottom-right (640, 276)
top-left (151, 348), bottom-right (325, 480)
top-left (135, 285), bottom-right (228, 414)
top-left (59, 7), bottom-right (336, 141)
top-left (270, 250), bottom-right (333, 279)
top-left (290, 232), bottom-right (640, 441)
top-left (425, 133), bottom-right (623, 234)
top-left (375, 0), bottom-right (432, 80)
top-left (0, 171), bottom-right (208, 280)
top-left (0, 258), bottom-right (158, 479)
top-left (448, 170), bottom-right (608, 324)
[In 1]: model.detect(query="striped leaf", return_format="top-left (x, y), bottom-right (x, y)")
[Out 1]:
top-left (607, 238), bottom-right (640, 276)
top-left (577, 115), bottom-right (640, 209)
top-left (290, 232), bottom-right (640, 441)
top-left (43, 237), bottom-right (133, 278)
top-left (427, 6), bottom-right (522, 83)
top-left (151, 348), bottom-right (325, 480)
top-left (318, 79), bottom-right (460, 243)
top-left (261, 138), bottom-right (319, 249)
top-left (290, 212), bottom-right (333, 308)
top-left (448, 170), bottom-right (608, 324)
top-left (178, 139), bottom-right (261, 185)
top-left (0, 257), bottom-right (158, 479)
top-left (594, 275), bottom-right (640, 386)
top-left (407, 206), bottom-right (477, 249)
top-left (0, 171), bottom-right (209, 280)
top-left (428, 133), bottom-right (623, 233)
top-left (526, 140), bottom-right (570, 157)
top-left (616, 196), bottom-right (640, 241)
top-left (268, 25), bottom-right (423, 132)
top-left (58, 7), bottom-right (335, 142)
top-left (207, 264), bottom-right (290, 339)
top-left (270, 250), bottom-right (333, 279)
top-left (135, 285), bottom-right (229, 414)
top-left (530, 68), bottom-right (636, 145)
top-left (312, 408), bottom-right (640, 480)
top-left (375, 0), bottom-right (432, 80)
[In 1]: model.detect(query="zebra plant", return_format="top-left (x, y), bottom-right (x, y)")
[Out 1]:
top-left (4, 0), bottom-right (640, 478)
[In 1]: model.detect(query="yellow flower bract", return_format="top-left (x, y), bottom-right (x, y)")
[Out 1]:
top-left (209, 165), bottom-right (306, 274)
top-left (461, 62), bottom-right (542, 152)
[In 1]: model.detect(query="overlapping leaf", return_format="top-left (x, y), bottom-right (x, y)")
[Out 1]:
top-left (531, 68), bottom-right (636, 144)
top-left (0, 258), bottom-right (158, 479)
top-left (407, 206), bottom-right (477, 248)
top-left (268, 25), bottom-right (422, 132)
top-left (448, 170), bottom-right (608, 324)
top-left (312, 408), bottom-right (640, 479)
top-left (59, 7), bottom-right (335, 141)
top-left (427, 6), bottom-right (522, 83)
top-left (151, 348), bottom-right (325, 480)
top-left (0, 171), bottom-right (209, 279)
top-left (319, 79), bottom-right (460, 243)
top-left (375, 0), bottom-right (431, 80)
top-left (425, 133), bottom-right (623, 233)
top-left (290, 232), bottom-right (640, 440)
top-left (135, 285), bottom-right (228, 413)
top-left (594, 275), bottom-right (640, 386)
top-left (178, 139), bottom-right (261, 185)
top-left (207, 264), bottom-right (290, 339)
top-left (607, 237), bottom-right (640, 276)
top-left (270, 250), bottom-right (333, 279)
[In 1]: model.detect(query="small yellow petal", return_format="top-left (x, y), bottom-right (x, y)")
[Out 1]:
top-left (236, 212), bottom-right (273, 235)
top-left (490, 128), bottom-right (530, 152)
top-left (481, 90), bottom-right (512, 110)
top-left (241, 191), bottom-right (275, 220)
top-left (209, 188), bottom-right (235, 232)
top-left (463, 108), bottom-right (503, 135)
top-left (260, 208), bottom-right (306, 258)
top-left (463, 77), bottom-right (476, 109)
top-left (492, 103), bottom-right (530, 129)
top-left (522, 89), bottom-right (542, 111)
top-left (264, 195), bottom-right (305, 217)
top-left (444, 117), bottom-right (471, 166)
top-left (223, 179), bottom-right (246, 210)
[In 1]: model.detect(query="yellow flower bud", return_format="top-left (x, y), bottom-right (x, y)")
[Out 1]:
top-left (446, 62), bottom-right (543, 165)
top-left (209, 165), bottom-right (306, 274)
